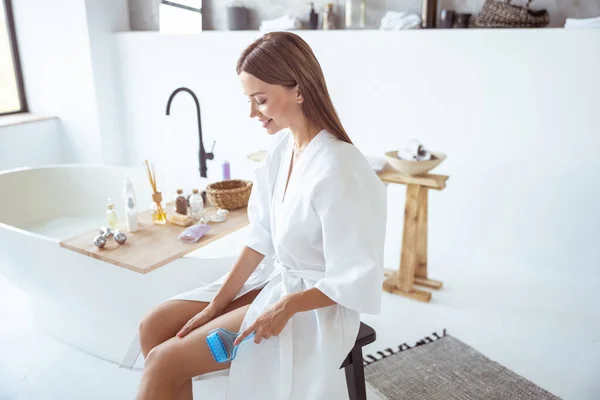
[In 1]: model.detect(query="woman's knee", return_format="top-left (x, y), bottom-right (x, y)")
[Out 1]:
top-left (139, 309), bottom-right (163, 356)
top-left (143, 341), bottom-right (189, 386)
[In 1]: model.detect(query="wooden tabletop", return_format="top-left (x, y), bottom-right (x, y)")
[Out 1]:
top-left (59, 205), bottom-right (249, 274)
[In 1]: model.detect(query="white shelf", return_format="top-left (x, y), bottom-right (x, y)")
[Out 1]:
top-left (113, 27), bottom-right (571, 37)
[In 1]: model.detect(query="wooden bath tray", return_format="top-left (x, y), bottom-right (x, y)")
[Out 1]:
top-left (59, 205), bottom-right (249, 274)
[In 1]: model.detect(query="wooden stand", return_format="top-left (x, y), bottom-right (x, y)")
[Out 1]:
top-left (380, 167), bottom-right (449, 303)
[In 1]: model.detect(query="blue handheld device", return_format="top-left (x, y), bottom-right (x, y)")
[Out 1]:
top-left (206, 328), bottom-right (255, 363)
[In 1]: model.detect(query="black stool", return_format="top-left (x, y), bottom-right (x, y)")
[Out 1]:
top-left (341, 322), bottom-right (376, 400)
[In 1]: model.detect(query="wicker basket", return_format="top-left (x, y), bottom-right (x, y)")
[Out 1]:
top-left (473, 0), bottom-right (549, 28)
top-left (206, 179), bottom-right (253, 210)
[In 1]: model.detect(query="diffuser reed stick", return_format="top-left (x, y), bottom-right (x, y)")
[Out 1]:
top-left (144, 160), bottom-right (167, 225)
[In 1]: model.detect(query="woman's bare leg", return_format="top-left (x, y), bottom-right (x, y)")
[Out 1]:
top-left (137, 290), bottom-right (261, 400)
top-left (136, 304), bottom-right (252, 400)
top-left (138, 289), bottom-right (261, 358)
top-left (139, 301), bottom-right (206, 400)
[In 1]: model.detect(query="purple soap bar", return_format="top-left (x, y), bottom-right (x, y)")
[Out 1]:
top-left (178, 224), bottom-right (211, 243)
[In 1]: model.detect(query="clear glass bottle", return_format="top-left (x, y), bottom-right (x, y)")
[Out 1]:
top-left (106, 199), bottom-right (118, 230)
top-left (151, 192), bottom-right (167, 225)
top-left (345, 0), bottom-right (367, 29)
top-left (189, 188), bottom-right (204, 222)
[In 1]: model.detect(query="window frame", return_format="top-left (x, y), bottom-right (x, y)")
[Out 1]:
top-left (1, 0), bottom-right (27, 116)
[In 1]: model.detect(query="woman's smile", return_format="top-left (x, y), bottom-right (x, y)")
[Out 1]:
top-left (259, 118), bottom-right (273, 128)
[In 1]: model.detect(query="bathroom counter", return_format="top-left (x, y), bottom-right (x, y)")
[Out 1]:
top-left (59, 205), bottom-right (249, 274)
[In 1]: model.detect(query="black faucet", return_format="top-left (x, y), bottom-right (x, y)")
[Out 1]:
top-left (166, 87), bottom-right (215, 178)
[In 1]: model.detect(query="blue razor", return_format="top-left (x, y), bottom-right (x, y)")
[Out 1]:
top-left (206, 328), bottom-right (255, 363)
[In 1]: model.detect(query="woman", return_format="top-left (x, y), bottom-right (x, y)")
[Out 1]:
top-left (135, 31), bottom-right (387, 400)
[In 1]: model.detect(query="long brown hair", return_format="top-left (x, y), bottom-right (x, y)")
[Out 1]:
top-left (236, 32), bottom-right (353, 145)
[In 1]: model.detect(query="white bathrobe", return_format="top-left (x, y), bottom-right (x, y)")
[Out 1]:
top-left (123, 129), bottom-right (387, 399)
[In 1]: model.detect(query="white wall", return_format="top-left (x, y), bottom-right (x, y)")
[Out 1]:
top-left (10, 0), bottom-right (102, 164)
top-left (8, 0), bottom-right (130, 167)
top-left (0, 119), bottom-right (69, 170)
top-left (115, 29), bottom-right (600, 271)
top-left (116, 31), bottom-right (270, 176)
top-left (84, 0), bottom-right (131, 166)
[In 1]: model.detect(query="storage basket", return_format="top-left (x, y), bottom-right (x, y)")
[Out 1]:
top-left (473, 0), bottom-right (549, 28)
top-left (205, 179), bottom-right (253, 210)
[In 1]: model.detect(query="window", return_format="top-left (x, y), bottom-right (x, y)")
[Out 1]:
top-left (0, 0), bottom-right (26, 115)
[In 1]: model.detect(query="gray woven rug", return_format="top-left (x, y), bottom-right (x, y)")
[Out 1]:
top-left (364, 331), bottom-right (560, 400)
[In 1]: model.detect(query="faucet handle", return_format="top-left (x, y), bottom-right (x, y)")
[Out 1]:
top-left (206, 140), bottom-right (216, 160)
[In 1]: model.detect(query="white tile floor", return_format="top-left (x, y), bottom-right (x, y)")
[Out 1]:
top-left (1, 252), bottom-right (599, 399)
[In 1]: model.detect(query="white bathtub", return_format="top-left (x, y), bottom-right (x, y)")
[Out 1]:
top-left (0, 164), bottom-right (246, 364)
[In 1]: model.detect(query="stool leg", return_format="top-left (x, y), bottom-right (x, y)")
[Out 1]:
top-left (345, 347), bottom-right (366, 400)
top-left (415, 186), bottom-right (428, 279)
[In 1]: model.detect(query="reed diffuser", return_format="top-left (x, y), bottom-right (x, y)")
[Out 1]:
top-left (144, 160), bottom-right (167, 225)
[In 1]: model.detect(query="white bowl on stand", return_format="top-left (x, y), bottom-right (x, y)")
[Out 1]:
top-left (384, 151), bottom-right (447, 176)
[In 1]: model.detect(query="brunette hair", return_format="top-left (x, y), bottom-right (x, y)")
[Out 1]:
top-left (236, 31), bottom-right (352, 145)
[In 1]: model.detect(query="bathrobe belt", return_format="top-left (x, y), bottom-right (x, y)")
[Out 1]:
top-left (274, 260), bottom-right (326, 399)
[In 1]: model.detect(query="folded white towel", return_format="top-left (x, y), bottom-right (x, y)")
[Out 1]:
top-left (398, 140), bottom-right (432, 162)
top-left (380, 11), bottom-right (422, 30)
top-left (565, 16), bottom-right (600, 29)
top-left (259, 15), bottom-right (302, 32)
top-left (397, 149), bottom-right (417, 161)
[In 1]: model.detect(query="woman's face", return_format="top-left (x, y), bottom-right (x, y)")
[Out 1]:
top-left (239, 71), bottom-right (303, 135)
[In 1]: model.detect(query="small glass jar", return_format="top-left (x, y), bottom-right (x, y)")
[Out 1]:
top-left (345, 0), bottom-right (366, 29)
top-left (174, 188), bottom-right (188, 215)
top-left (106, 199), bottom-right (118, 230)
top-left (151, 192), bottom-right (167, 225)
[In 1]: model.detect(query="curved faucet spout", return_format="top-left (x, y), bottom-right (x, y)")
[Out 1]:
top-left (166, 87), bottom-right (214, 178)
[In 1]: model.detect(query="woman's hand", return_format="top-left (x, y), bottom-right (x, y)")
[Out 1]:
top-left (177, 304), bottom-right (222, 338)
top-left (234, 296), bottom-right (295, 346)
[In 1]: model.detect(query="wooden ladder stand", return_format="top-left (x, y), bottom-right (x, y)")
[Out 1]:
top-left (378, 170), bottom-right (449, 302)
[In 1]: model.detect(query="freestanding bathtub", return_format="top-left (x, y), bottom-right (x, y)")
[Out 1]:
top-left (0, 164), bottom-right (247, 365)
